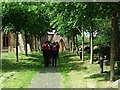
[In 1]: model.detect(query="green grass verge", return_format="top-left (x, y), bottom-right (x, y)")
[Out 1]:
top-left (59, 52), bottom-right (118, 88)
top-left (1, 52), bottom-right (43, 88)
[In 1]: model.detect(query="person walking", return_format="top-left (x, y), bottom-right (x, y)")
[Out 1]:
top-left (56, 42), bottom-right (60, 59)
top-left (51, 41), bottom-right (58, 67)
top-left (99, 45), bottom-right (104, 73)
top-left (41, 41), bottom-right (50, 67)
top-left (48, 41), bottom-right (52, 64)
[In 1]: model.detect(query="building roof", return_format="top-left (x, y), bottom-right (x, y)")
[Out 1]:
top-left (47, 30), bottom-right (58, 35)
top-left (47, 32), bottom-right (55, 35)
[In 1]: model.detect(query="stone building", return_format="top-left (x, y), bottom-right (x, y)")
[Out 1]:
top-left (2, 31), bottom-right (68, 53)
top-left (2, 32), bottom-right (16, 52)
top-left (47, 31), bottom-right (67, 52)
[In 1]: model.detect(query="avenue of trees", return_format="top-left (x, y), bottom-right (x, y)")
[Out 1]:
top-left (2, 2), bottom-right (120, 81)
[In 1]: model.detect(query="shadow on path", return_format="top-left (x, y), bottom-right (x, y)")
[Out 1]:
top-left (39, 66), bottom-right (60, 73)
top-left (29, 66), bottom-right (63, 88)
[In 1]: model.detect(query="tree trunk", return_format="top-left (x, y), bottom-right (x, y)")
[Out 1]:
top-left (35, 36), bottom-right (37, 52)
top-left (82, 26), bottom-right (84, 61)
top-left (68, 37), bottom-right (70, 51)
top-left (75, 35), bottom-right (79, 55)
top-left (16, 32), bottom-right (19, 62)
top-left (0, 30), bottom-right (2, 60)
top-left (115, 14), bottom-right (120, 62)
top-left (110, 36), bottom-right (115, 81)
top-left (69, 38), bottom-right (72, 52)
top-left (110, 9), bottom-right (118, 81)
top-left (70, 41), bottom-right (72, 51)
top-left (72, 36), bottom-right (74, 52)
top-left (39, 36), bottom-right (42, 51)
top-left (72, 36), bottom-right (75, 53)
top-left (29, 36), bottom-right (33, 53)
top-left (25, 29), bottom-right (28, 56)
top-left (90, 18), bottom-right (93, 64)
top-left (37, 37), bottom-right (40, 52)
top-left (73, 36), bottom-right (75, 53)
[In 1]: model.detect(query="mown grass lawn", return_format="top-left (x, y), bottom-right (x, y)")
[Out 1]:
top-left (1, 51), bottom-right (119, 88)
top-left (1, 52), bottom-right (43, 88)
top-left (59, 52), bottom-right (118, 88)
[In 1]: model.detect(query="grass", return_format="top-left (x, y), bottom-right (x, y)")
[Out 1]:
top-left (58, 52), bottom-right (119, 88)
top-left (1, 52), bottom-right (43, 88)
top-left (1, 51), bottom-right (119, 88)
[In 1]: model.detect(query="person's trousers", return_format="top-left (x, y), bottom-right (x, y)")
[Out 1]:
top-left (100, 59), bottom-right (103, 73)
top-left (52, 56), bottom-right (57, 67)
top-left (43, 55), bottom-right (49, 67)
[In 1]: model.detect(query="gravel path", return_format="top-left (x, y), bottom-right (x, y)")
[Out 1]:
top-left (28, 66), bottom-right (63, 88)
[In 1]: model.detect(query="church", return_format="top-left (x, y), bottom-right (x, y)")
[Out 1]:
top-left (1, 30), bottom-right (68, 53)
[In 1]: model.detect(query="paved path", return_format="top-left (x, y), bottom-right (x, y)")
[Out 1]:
top-left (28, 66), bottom-right (63, 88)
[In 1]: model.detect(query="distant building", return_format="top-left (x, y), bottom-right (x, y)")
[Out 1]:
top-left (47, 31), bottom-right (67, 52)
top-left (2, 31), bottom-right (68, 53)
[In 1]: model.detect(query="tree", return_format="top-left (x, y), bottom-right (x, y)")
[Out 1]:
top-left (2, 2), bottom-right (50, 60)
top-left (95, 2), bottom-right (120, 81)
top-left (2, 2), bottom-right (25, 62)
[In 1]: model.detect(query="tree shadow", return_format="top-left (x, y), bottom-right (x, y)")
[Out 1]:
top-left (20, 58), bottom-right (41, 63)
top-left (2, 53), bottom-right (43, 73)
top-left (59, 52), bottom-right (87, 73)
top-left (18, 53), bottom-right (43, 63)
top-left (62, 54), bottom-right (77, 58)
top-left (28, 53), bottom-right (42, 59)
top-left (84, 71), bottom-right (110, 81)
top-left (39, 66), bottom-right (60, 73)
top-left (84, 69), bottom-right (120, 82)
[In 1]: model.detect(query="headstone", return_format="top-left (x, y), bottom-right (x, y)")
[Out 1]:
top-left (113, 79), bottom-right (120, 85)
top-left (27, 44), bottom-right (31, 52)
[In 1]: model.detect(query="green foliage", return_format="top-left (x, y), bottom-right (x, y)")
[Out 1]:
top-left (78, 34), bottom-right (90, 46)
top-left (2, 2), bottom-right (120, 45)
top-left (2, 2), bottom-right (50, 37)
top-left (48, 2), bottom-right (115, 41)
top-left (2, 2), bottom-right (24, 32)
top-left (49, 2), bottom-right (84, 37)
top-left (93, 17), bottom-right (111, 46)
